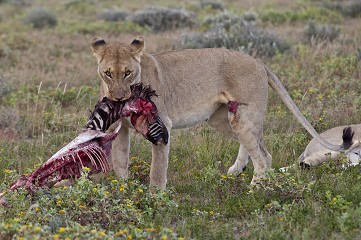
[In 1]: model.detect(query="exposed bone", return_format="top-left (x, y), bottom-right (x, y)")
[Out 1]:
top-left (71, 154), bottom-right (77, 163)
top-left (89, 148), bottom-right (106, 171)
top-left (85, 150), bottom-right (98, 170)
top-left (76, 152), bottom-right (83, 168)
top-left (94, 147), bottom-right (109, 171)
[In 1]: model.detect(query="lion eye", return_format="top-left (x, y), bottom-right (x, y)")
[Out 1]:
top-left (104, 70), bottom-right (112, 78)
top-left (124, 70), bottom-right (132, 79)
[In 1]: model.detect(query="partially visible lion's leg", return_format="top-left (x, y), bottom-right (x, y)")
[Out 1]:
top-left (111, 124), bottom-right (130, 179)
top-left (227, 144), bottom-right (250, 175)
top-left (259, 138), bottom-right (272, 168)
top-left (227, 103), bottom-right (272, 184)
top-left (150, 141), bottom-right (170, 190)
top-left (208, 105), bottom-right (250, 174)
top-left (208, 105), bottom-right (238, 139)
top-left (149, 116), bottom-right (172, 191)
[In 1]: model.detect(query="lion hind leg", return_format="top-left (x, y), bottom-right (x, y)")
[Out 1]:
top-left (227, 102), bottom-right (272, 184)
top-left (207, 105), bottom-right (250, 174)
top-left (227, 144), bottom-right (250, 175)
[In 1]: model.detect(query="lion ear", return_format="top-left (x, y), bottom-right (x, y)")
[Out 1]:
top-left (129, 37), bottom-right (145, 61)
top-left (91, 37), bottom-right (106, 62)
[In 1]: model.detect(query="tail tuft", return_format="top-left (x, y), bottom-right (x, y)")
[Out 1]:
top-left (342, 126), bottom-right (354, 149)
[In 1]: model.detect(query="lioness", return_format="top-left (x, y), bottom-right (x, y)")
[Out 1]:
top-left (90, 37), bottom-right (341, 189)
top-left (299, 125), bottom-right (361, 167)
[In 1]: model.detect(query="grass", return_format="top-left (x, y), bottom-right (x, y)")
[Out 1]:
top-left (0, 0), bottom-right (361, 239)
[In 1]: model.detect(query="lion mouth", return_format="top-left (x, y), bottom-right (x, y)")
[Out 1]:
top-left (1, 84), bottom-right (168, 208)
top-left (108, 91), bottom-right (132, 101)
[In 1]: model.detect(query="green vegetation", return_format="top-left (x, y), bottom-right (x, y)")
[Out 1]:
top-left (97, 7), bottom-right (129, 22)
top-left (129, 7), bottom-right (196, 32)
top-left (260, 6), bottom-right (342, 24)
top-left (323, 0), bottom-right (361, 18)
top-left (304, 22), bottom-right (340, 43)
top-left (0, 0), bottom-right (360, 239)
top-left (24, 7), bottom-right (58, 29)
top-left (180, 12), bottom-right (289, 57)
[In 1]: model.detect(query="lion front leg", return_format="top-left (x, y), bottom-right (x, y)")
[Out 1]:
top-left (150, 141), bottom-right (170, 190)
top-left (111, 124), bottom-right (130, 179)
top-left (149, 116), bottom-right (171, 191)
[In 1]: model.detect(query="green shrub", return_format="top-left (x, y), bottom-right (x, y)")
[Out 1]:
top-left (24, 7), bottom-right (58, 29)
top-left (97, 7), bottom-right (129, 22)
top-left (304, 22), bottom-right (340, 43)
top-left (8, 0), bottom-right (32, 6)
top-left (202, 12), bottom-right (245, 29)
top-left (261, 7), bottom-right (342, 24)
top-left (324, 1), bottom-right (361, 18)
top-left (58, 19), bottom-right (146, 35)
top-left (0, 75), bottom-right (11, 98)
top-left (260, 9), bottom-right (288, 24)
top-left (199, 0), bottom-right (225, 11)
top-left (0, 106), bottom-right (19, 130)
top-left (243, 11), bottom-right (258, 22)
top-left (63, 0), bottom-right (95, 9)
top-left (181, 13), bottom-right (289, 58)
top-left (130, 6), bottom-right (196, 32)
top-left (62, 0), bottom-right (96, 15)
top-left (356, 47), bottom-right (361, 62)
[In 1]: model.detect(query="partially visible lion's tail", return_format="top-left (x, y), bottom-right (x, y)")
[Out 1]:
top-left (342, 126), bottom-right (354, 150)
top-left (264, 65), bottom-right (341, 151)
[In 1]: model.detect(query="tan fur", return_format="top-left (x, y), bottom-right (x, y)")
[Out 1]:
top-left (90, 37), bottom-right (341, 190)
top-left (299, 124), bottom-right (361, 167)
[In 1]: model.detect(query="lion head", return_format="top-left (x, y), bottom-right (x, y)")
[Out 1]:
top-left (91, 37), bottom-right (145, 101)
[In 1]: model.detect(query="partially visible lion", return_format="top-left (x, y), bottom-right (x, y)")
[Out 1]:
top-left (298, 125), bottom-right (361, 168)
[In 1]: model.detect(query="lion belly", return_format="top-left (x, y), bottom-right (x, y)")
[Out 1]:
top-left (168, 102), bottom-right (222, 129)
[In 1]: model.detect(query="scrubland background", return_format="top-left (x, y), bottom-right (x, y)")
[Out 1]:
top-left (0, 0), bottom-right (360, 239)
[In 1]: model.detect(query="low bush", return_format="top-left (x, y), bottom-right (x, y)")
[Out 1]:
top-left (8, 0), bottom-right (32, 6)
top-left (0, 75), bottom-right (11, 98)
top-left (97, 7), bottom-right (129, 22)
top-left (0, 106), bottom-right (19, 130)
top-left (304, 22), bottom-right (340, 43)
top-left (199, 0), bottom-right (225, 11)
top-left (261, 7), bottom-right (342, 24)
top-left (356, 47), bottom-right (361, 62)
top-left (243, 11), bottom-right (258, 22)
top-left (63, 0), bottom-right (95, 9)
top-left (62, 0), bottom-right (95, 15)
top-left (324, 1), bottom-right (361, 18)
top-left (180, 13), bottom-right (289, 58)
top-left (58, 20), bottom-right (146, 35)
top-left (202, 12), bottom-right (245, 29)
top-left (24, 7), bottom-right (58, 29)
top-left (130, 6), bottom-right (196, 32)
